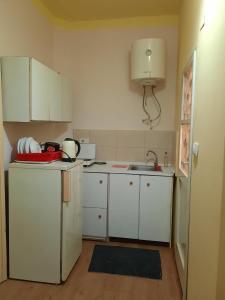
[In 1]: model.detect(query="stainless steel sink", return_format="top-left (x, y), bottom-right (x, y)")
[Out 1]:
top-left (128, 164), bottom-right (158, 171)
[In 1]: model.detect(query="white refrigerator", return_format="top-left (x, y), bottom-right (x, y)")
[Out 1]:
top-left (8, 160), bottom-right (83, 283)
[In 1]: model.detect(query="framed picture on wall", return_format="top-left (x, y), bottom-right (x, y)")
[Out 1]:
top-left (179, 51), bottom-right (196, 177)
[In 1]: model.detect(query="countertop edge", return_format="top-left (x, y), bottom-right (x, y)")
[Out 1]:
top-left (83, 161), bottom-right (175, 177)
top-left (9, 160), bottom-right (83, 171)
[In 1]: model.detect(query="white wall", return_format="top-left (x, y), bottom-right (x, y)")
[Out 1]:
top-left (53, 26), bottom-right (178, 131)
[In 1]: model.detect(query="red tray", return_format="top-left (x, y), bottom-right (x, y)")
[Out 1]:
top-left (15, 151), bottom-right (62, 163)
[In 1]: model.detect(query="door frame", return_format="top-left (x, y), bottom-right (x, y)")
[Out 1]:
top-left (175, 50), bottom-right (197, 300)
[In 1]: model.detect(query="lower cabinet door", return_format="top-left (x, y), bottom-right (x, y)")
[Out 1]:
top-left (108, 174), bottom-right (139, 239)
top-left (83, 208), bottom-right (107, 238)
top-left (139, 176), bottom-right (173, 242)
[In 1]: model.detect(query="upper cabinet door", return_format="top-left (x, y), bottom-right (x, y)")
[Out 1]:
top-left (49, 70), bottom-right (62, 121)
top-left (61, 77), bottom-right (73, 122)
top-left (1, 57), bottom-right (72, 123)
top-left (1, 57), bottom-right (30, 122)
top-left (30, 59), bottom-right (50, 121)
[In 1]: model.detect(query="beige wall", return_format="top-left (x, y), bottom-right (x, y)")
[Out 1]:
top-left (0, 0), bottom-right (73, 169)
top-left (1, 2), bottom-right (178, 168)
top-left (0, 0), bottom-right (53, 66)
top-left (177, 0), bottom-right (225, 299)
top-left (53, 26), bottom-right (178, 131)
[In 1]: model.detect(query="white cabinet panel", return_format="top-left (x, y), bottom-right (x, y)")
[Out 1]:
top-left (8, 168), bottom-right (61, 283)
top-left (83, 208), bottom-right (107, 237)
top-left (1, 57), bottom-right (72, 123)
top-left (61, 77), bottom-right (73, 122)
top-left (109, 174), bottom-right (139, 239)
top-left (83, 173), bottom-right (108, 208)
top-left (49, 70), bottom-right (62, 121)
top-left (31, 59), bottom-right (50, 121)
top-left (139, 176), bottom-right (173, 242)
top-left (1, 57), bottom-right (30, 122)
top-left (62, 165), bottom-right (82, 281)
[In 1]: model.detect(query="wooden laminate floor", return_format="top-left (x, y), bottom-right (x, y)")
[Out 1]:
top-left (0, 240), bottom-right (182, 300)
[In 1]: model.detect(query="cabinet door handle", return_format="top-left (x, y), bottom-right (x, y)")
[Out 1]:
top-left (98, 215), bottom-right (102, 219)
top-left (99, 180), bottom-right (103, 184)
top-left (63, 171), bottom-right (71, 202)
top-left (146, 183), bottom-right (150, 187)
top-left (129, 181), bottom-right (133, 186)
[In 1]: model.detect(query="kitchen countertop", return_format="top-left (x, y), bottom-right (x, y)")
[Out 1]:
top-left (83, 161), bottom-right (174, 177)
top-left (9, 160), bottom-right (83, 171)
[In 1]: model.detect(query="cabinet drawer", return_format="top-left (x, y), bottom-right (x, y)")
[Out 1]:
top-left (83, 208), bottom-right (107, 238)
top-left (83, 173), bottom-right (108, 208)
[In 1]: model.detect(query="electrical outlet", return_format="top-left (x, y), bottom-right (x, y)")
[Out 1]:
top-left (79, 138), bottom-right (89, 144)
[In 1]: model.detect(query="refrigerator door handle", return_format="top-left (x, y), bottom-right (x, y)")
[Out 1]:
top-left (63, 171), bottom-right (71, 202)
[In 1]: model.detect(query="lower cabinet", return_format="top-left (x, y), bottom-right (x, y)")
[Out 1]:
top-left (83, 171), bottom-right (173, 243)
top-left (139, 176), bottom-right (173, 242)
top-left (108, 173), bottom-right (173, 243)
top-left (82, 172), bottom-right (108, 238)
top-left (83, 208), bottom-right (107, 237)
top-left (108, 174), bottom-right (139, 239)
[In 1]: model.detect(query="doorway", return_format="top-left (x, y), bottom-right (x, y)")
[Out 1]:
top-left (174, 50), bottom-right (196, 299)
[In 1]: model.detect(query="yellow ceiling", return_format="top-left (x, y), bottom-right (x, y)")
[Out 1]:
top-left (38, 0), bottom-right (181, 22)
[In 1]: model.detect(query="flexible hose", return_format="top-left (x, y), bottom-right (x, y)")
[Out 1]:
top-left (142, 85), bottom-right (161, 129)
top-left (142, 86), bottom-right (151, 123)
top-left (151, 86), bottom-right (161, 122)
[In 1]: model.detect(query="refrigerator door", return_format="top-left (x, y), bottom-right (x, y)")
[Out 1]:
top-left (62, 165), bottom-right (82, 281)
top-left (9, 168), bottom-right (61, 283)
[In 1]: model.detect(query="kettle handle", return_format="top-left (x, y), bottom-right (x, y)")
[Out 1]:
top-left (74, 140), bottom-right (81, 157)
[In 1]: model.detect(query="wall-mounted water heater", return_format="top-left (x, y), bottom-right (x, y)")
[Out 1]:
top-left (131, 38), bottom-right (166, 129)
top-left (131, 38), bottom-right (165, 86)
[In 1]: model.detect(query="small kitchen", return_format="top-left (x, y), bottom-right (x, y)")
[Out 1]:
top-left (1, 0), bottom-right (225, 299)
top-left (0, 1), bottom-right (183, 299)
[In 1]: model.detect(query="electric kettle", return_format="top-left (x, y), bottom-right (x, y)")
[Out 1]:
top-left (62, 138), bottom-right (81, 162)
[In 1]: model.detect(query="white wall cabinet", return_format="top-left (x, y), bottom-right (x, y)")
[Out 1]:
top-left (1, 57), bottom-right (72, 122)
top-left (139, 176), bottom-right (173, 243)
top-left (30, 58), bottom-right (52, 121)
top-left (61, 77), bottom-right (73, 122)
top-left (82, 173), bottom-right (108, 238)
top-left (108, 174), bottom-right (139, 239)
top-left (49, 68), bottom-right (62, 121)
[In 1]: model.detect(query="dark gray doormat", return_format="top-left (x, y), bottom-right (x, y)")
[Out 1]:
top-left (88, 245), bottom-right (162, 280)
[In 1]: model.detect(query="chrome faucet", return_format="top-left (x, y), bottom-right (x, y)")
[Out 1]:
top-left (146, 150), bottom-right (158, 167)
